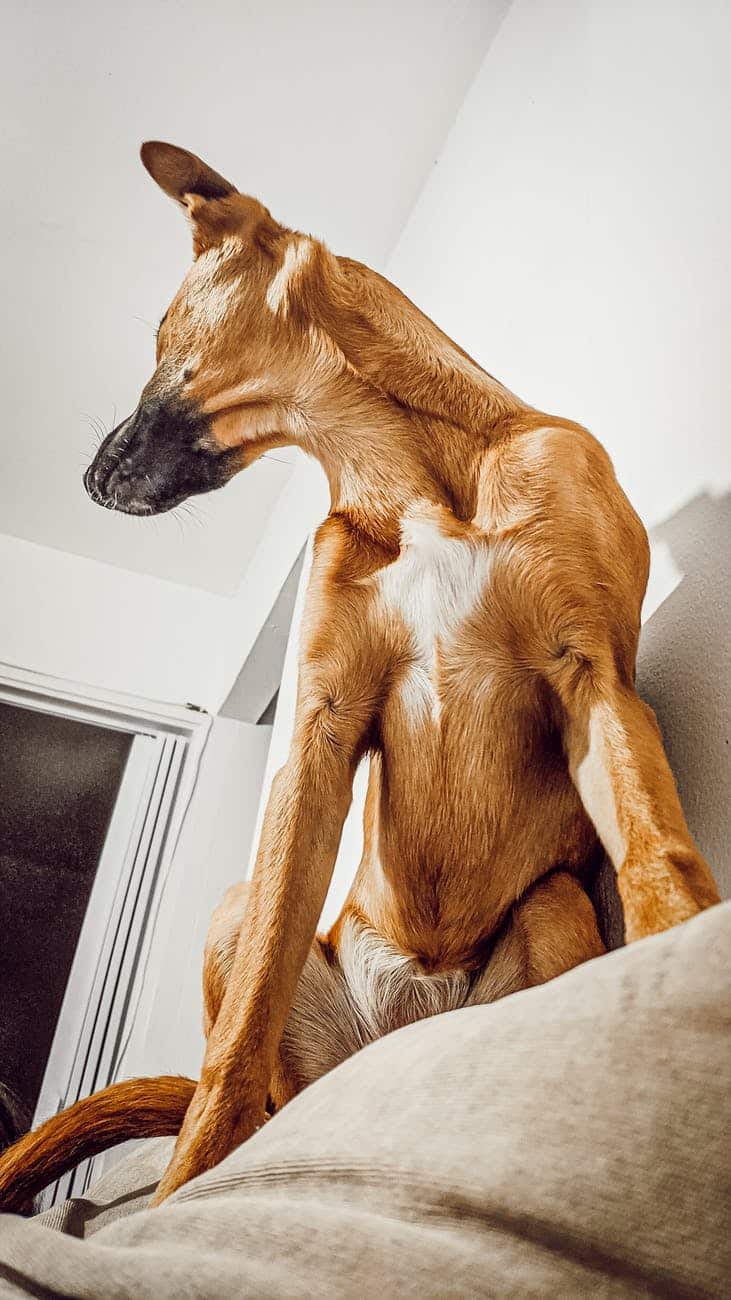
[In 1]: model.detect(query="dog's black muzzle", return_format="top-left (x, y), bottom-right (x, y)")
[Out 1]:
top-left (84, 397), bottom-right (236, 515)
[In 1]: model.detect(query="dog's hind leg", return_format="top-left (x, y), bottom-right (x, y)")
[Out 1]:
top-left (274, 941), bottom-right (370, 1102)
top-left (202, 882), bottom-right (367, 1108)
top-left (202, 881), bottom-right (252, 1039)
top-left (467, 870), bottom-right (605, 1006)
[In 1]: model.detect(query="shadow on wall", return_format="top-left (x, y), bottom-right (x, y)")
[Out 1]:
top-left (637, 491), bottom-right (730, 900)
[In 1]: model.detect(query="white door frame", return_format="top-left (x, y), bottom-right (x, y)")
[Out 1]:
top-left (0, 660), bottom-right (211, 1203)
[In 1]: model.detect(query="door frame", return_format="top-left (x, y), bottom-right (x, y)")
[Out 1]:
top-left (0, 660), bottom-right (211, 1203)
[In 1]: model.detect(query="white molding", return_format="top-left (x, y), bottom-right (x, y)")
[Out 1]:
top-left (33, 735), bottom-right (157, 1130)
top-left (0, 658), bottom-right (210, 739)
top-left (0, 661), bottom-right (212, 1206)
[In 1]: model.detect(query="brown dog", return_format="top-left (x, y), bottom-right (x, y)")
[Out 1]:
top-left (0, 142), bottom-right (719, 1212)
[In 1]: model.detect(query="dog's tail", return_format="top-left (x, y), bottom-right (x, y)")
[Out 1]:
top-left (0, 1075), bottom-right (195, 1213)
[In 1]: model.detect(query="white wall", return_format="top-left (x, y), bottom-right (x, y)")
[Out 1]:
top-left (387, 0), bottom-right (730, 533)
top-left (256, 0), bottom-right (731, 917)
top-left (1, 0), bottom-right (509, 595)
top-left (0, 457), bottom-right (328, 711)
top-left (0, 531), bottom-right (229, 708)
top-left (0, 1), bottom-right (513, 712)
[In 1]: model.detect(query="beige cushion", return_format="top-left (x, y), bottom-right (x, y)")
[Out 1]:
top-left (0, 901), bottom-right (729, 1298)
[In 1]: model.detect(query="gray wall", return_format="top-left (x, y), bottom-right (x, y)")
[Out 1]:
top-left (638, 493), bottom-right (730, 899)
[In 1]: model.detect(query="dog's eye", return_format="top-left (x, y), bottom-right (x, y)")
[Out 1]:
top-left (183, 366), bottom-right (194, 382)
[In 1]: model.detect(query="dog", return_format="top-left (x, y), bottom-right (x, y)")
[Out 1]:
top-left (0, 142), bottom-right (719, 1212)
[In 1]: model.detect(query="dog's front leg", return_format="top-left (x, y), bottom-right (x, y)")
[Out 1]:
top-left (557, 669), bottom-right (719, 942)
top-left (152, 671), bottom-right (366, 1203)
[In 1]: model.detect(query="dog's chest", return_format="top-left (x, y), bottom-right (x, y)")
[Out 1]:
top-left (376, 505), bottom-right (491, 722)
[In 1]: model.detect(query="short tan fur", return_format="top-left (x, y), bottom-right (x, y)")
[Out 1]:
top-left (0, 143), bottom-right (718, 1212)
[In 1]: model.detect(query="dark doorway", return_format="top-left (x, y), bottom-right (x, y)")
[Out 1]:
top-left (0, 702), bottom-right (132, 1145)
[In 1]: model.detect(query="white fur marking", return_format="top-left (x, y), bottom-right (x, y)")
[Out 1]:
top-left (183, 248), bottom-right (244, 330)
top-left (197, 276), bottom-right (242, 329)
top-left (378, 504), bottom-right (492, 725)
top-left (266, 238), bottom-right (312, 315)
top-left (338, 916), bottom-right (470, 1039)
top-left (573, 706), bottom-right (626, 867)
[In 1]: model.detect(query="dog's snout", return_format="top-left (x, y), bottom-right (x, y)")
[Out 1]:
top-left (83, 395), bottom-right (228, 516)
top-left (83, 412), bottom-right (139, 510)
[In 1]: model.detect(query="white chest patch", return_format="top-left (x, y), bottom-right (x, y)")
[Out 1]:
top-left (377, 504), bottom-right (491, 723)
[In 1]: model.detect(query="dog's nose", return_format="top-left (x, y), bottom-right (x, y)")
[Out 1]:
top-left (83, 462), bottom-right (100, 501)
top-left (84, 457), bottom-right (117, 507)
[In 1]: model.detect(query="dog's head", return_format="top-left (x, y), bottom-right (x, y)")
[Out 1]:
top-left (85, 142), bottom-right (336, 516)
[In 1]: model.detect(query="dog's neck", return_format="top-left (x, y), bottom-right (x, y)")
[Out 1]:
top-left (286, 380), bottom-right (503, 552)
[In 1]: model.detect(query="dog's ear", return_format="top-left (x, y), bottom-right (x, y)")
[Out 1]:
top-left (140, 141), bottom-right (281, 257)
top-left (140, 141), bottom-right (236, 205)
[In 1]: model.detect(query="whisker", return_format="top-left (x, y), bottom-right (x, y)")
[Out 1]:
top-left (132, 315), bottom-right (158, 334)
top-left (171, 507), bottom-right (186, 539)
top-left (80, 411), bottom-right (109, 448)
top-left (181, 502), bottom-right (205, 529)
top-left (81, 411), bottom-right (104, 433)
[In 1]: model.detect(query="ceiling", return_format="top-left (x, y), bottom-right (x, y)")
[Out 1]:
top-left (0, 0), bottom-right (509, 594)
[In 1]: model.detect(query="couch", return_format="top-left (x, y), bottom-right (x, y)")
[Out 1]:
top-left (0, 901), bottom-right (728, 1298)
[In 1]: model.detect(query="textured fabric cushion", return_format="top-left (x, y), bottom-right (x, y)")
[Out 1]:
top-left (0, 902), bottom-right (728, 1298)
